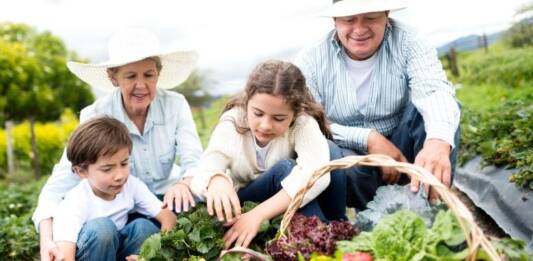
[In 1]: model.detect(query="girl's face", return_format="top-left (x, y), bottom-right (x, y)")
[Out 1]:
top-left (247, 93), bottom-right (295, 147)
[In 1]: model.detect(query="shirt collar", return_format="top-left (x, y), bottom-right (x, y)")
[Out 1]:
top-left (110, 88), bottom-right (165, 136)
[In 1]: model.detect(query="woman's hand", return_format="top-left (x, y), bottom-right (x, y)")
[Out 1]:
top-left (162, 177), bottom-right (195, 213)
top-left (40, 240), bottom-right (65, 261)
top-left (206, 175), bottom-right (241, 223)
top-left (223, 210), bottom-right (265, 249)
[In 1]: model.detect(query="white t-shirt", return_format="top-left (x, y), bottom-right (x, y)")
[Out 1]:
top-left (52, 175), bottom-right (162, 243)
top-left (342, 50), bottom-right (378, 115)
top-left (252, 135), bottom-right (271, 172)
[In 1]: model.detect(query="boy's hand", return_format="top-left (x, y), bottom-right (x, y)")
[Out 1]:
top-left (163, 177), bottom-right (196, 213)
top-left (223, 210), bottom-right (264, 249)
top-left (206, 175), bottom-right (241, 223)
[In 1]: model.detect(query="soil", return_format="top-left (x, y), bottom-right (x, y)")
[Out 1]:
top-left (451, 186), bottom-right (508, 238)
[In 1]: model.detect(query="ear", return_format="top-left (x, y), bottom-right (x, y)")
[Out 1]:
top-left (106, 69), bottom-right (119, 87)
top-left (73, 165), bottom-right (88, 178)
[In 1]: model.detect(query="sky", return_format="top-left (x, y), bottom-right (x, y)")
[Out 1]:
top-left (1, 0), bottom-right (528, 95)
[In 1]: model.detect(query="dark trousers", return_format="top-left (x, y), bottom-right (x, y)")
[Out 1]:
top-left (237, 144), bottom-right (347, 221)
top-left (331, 103), bottom-right (460, 211)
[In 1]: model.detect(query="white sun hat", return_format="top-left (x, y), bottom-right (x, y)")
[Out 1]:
top-left (67, 28), bottom-right (198, 91)
top-left (320, 0), bottom-right (407, 18)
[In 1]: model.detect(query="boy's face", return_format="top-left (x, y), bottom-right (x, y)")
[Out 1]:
top-left (75, 147), bottom-right (130, 201)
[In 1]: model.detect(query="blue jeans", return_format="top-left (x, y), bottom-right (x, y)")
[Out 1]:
top-left (75, 217), bottom-right (159, 261)
top-left (331, 103), bottom-right (461, 210)
top-left (237, 144), bottom-right (347, 221)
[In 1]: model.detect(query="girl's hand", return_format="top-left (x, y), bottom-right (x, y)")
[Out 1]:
top-left (162, 178), bottom-right (196, 213)
top-left (223, 210), bottom-right (265, 249)
top-left (206, 175), bottom-right (241, 223)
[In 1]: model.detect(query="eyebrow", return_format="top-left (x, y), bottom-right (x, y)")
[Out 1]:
top-left (252, 106), bottom-right (289, 117)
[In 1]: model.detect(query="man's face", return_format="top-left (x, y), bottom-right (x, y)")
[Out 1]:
top-left (334, 11), bottom-right (388, 60)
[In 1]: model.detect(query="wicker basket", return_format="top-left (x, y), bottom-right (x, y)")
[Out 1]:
top-left (278, 154), bottom-right (502, 261)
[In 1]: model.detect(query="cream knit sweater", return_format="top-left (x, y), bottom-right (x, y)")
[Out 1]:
top-left (189, 107), bottom-right (331, 207)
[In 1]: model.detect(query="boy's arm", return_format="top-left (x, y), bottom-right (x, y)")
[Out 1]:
top-left (155, 209), bottom-right (176, 232)
top-left (55, 241), bottom-right (76, 261)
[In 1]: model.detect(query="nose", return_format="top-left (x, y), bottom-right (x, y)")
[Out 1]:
top-left (259, 118), bottom-right (272, 131)
top-left (352, 19), bottom-right (368, 36)
top-left (114, 167), bottom-right (128, 183)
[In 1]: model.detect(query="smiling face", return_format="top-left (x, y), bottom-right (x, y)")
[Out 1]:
top-left (108, 58), bottom-right (160, 116)
top-left (246, 93), bottom-right (295, 147)
top-left (334, 11), bottom-right (388, 60)
top-left (75, 147), bottom-right (130, 201)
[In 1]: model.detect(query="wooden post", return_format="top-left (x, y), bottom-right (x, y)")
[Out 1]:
top-left (6, 120), bottom-right (15, 176)
top-left (29, 117), bottom-right (41, 179)
top-left (447, 48), bottom-right (460, 77)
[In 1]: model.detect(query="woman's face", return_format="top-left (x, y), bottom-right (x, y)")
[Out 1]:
top-left (110, 58), bottom-right (159, 116)
top-left (246, 93), bottom-right (295, 147)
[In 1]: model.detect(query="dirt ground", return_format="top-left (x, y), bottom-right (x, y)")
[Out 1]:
top-left (451, 186), bottom-right (508, 238)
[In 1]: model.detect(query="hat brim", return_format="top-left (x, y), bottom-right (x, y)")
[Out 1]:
top-left (67, 50), bottom-right (198, 92)
top-left (320, 0), bottom-right (407, 18)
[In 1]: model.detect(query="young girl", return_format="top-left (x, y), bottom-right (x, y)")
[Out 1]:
top-left (189, 60), bottom-right (346, 249)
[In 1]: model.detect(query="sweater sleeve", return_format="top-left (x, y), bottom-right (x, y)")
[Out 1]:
top-left (280, 115), bottom-right (331, 207)
top-left (189, 112), bottom-right (240, 199)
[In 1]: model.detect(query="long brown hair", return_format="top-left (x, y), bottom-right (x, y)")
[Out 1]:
top-left (223, 60), bottom-right (332, 139)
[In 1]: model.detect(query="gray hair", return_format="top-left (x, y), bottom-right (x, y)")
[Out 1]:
top-left (106, 56), bottom-right (162, 86)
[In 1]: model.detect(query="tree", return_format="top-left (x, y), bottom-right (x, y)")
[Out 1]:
top-left (0, 23), bottom-right (94, 177)
top-left (173, 70), bottom-right (215, 129)
top-left (504, 1), bottom-right (533, 48)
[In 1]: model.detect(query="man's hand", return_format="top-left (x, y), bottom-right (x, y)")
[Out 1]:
top-left (162, 177), bottom-right (196, 213)
top-left (411, 139), bottom-right (452, 202)
top-left (206, 175), bottom-right (241, 223)
top-left (367, 130), bottom-right (408, 184)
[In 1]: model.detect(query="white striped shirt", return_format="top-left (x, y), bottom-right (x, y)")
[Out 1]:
top-left (294, 19), bottom-right (460, 153)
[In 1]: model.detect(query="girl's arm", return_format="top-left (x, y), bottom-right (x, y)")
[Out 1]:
top-left (155, 209), bottom-right (177, 232)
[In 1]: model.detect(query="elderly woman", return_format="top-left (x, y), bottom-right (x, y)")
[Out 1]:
top-left (32, 28), bottom-right (203, 261)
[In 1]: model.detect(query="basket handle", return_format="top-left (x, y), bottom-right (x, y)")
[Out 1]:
top-left (278, 154), bottom-right (501, 261)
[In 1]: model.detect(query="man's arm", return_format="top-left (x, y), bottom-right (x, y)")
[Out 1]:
top-left (404, 32), bottom-right (460, 199)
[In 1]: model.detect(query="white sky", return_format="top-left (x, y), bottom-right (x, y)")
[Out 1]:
top-left (1, 0), bottom-right (528, 95)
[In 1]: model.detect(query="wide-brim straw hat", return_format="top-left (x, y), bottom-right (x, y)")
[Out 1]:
top-left (67, 28), bottom-right (198, 91)
top-left (320, 0), bottom-right (407, 18)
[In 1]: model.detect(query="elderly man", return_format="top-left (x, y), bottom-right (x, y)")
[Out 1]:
top-left (295, 0), bottom-right (460, 210)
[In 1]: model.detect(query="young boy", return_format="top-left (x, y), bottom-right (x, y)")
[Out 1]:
top-left (52, 117), bottom-right (176, 261)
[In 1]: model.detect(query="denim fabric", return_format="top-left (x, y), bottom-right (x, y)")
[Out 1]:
top-left (331, 103), bottom-right (460, 210)
top-left (75, 217), bottom-right (159, 261)
top-left (237, 152), bottom-right (347, 221)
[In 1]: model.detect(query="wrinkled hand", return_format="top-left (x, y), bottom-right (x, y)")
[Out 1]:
top-left (206, 175), bottom-right (241, 223)
top-left (40, 241), bottom-right (64, 261)
top-left (223, 210), bottom-right (264, 249)
top-left (162, 179), bottom-right (196, 213)
top-left (368, 130), bottom-right (408, 184)
top-left (411, 139), bottom-right (452, 202)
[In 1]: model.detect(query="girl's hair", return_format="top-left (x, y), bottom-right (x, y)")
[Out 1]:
top-left (223, 60), bottom-right (332, 139)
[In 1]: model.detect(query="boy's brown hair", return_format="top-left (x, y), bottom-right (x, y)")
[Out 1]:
top-left (67, 117), bottom-right (132, 169)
